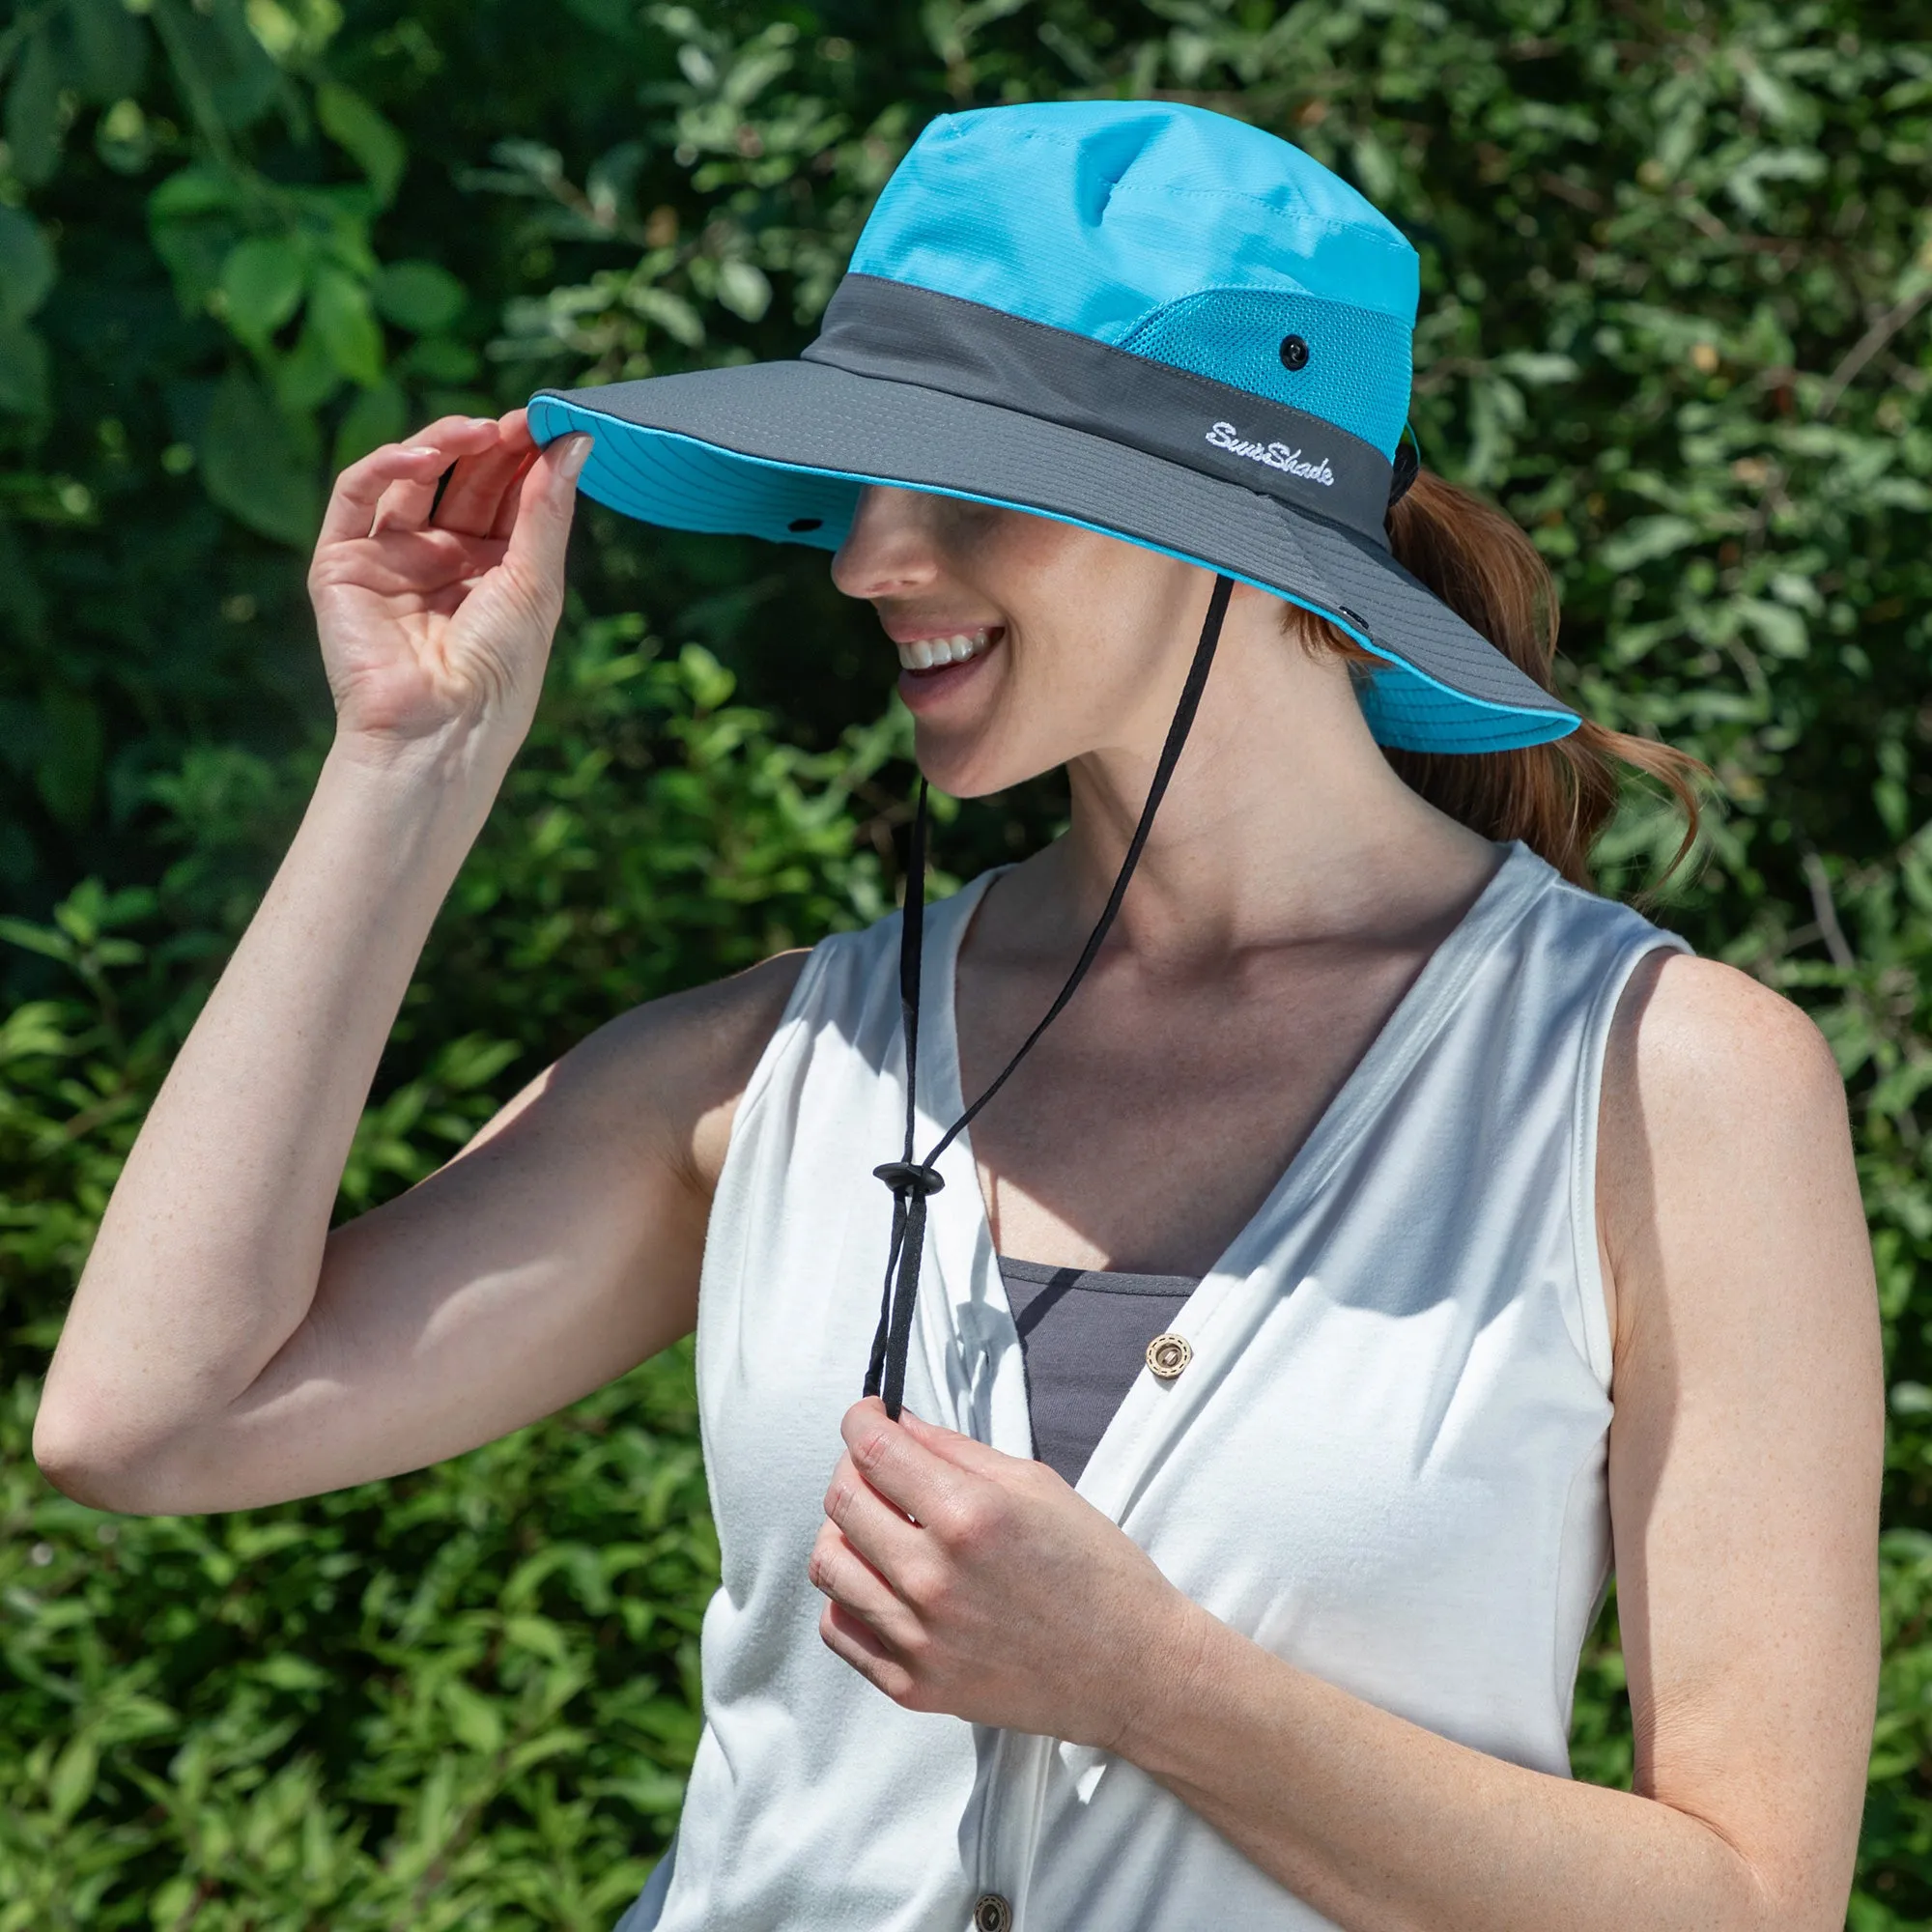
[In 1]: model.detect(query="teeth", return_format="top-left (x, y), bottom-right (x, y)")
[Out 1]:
top-left (896, 630), bottom-right (993, 671)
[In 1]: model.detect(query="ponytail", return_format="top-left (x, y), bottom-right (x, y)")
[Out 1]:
top-left (1296, 469), bottom-right (1702, 891)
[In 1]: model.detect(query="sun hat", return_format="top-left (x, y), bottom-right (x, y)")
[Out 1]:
top-left (528, 98), bottom-right (1577, 754)
top-left (526, 99), bottom-right (1582, 1415)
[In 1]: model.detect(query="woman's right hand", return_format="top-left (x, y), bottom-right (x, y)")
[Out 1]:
top-left (306, 410), bottom-right (592, 766)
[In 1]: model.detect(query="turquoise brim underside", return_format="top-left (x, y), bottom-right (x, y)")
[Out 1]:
top-left (527, 393), bottom-right (1577, 756)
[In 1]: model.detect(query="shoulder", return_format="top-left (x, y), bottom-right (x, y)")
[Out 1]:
top-left (1610, 952), bottom-right (1846, 1150)
top-left (489, 948), bottom-right (812, 1205)
top-left (1599, 952), bottom-right (1862, 1356)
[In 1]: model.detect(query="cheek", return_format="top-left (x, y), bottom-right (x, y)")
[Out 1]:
top-left (908, 526), bottom-right (1196, 790)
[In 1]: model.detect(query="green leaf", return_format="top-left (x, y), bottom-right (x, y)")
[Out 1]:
top-left (1735, 596), bottom-right (1809, 660)
top-left (1598, 515), bottom-right (1702, 573)
top-left (153, 0), bottom-right (281, 128)
top-left (0, 316), bottom-right (51, 416)
top-left (147, 163), bottom-right (246, 314)
top-left (5, 28), bottom-right (63, 187)
top-left (628, 285), bottom-right (704, 348)
top-left (399, 335), bottom-right (481, 384)
top-left (219, 235), bottom-right (307, 342)
top-left (256, 1655), bottom-right (332, 1693)
top-left (1494, 351), bottom-right (1578, 386)
top-left (714, 259), bottom-right (772, 322)
top-left (440, 1680), bottom-right (505, 1755)
top-left (147, 163), bottom-right (240, 223)
top-left (371, 260), bottom-right (466, 334)
top-left (317, 82), bottom-right (408, 207)
top-left (67, 0), bottom-right (149, 101)
top-left (332, 377), bottom-right (406, 469)
top-left (198, 367), bottom-right (321, 548)
top-left (308, 266), bottom-right (385, 386)
top-left (0, 208), bottom-right (56, 322)
top-left (149, 1875), bottom-right (197, 1929)
top-left (0, 917), bottom-right (74, 964)
top-left (272, 313), bottom-right (344, 413)
top-left (46, 1733), bottom-right (98, 1825)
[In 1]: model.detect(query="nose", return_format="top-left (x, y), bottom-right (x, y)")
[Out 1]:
top-left (831, 486), bottom-right (943, 602)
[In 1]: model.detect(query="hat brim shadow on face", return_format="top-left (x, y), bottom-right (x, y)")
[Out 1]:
top-left (529, 361), bottom-right (1577, 756)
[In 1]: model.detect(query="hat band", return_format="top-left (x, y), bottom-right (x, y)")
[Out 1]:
top-left (803, 274), bottom-right (1396, 551)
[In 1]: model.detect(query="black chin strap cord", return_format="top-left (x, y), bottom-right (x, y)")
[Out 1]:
top-left (865, 572), bottom-right (1236, 1419)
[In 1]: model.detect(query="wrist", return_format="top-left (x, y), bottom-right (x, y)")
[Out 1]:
top-left (313, 727), bottom-right (512, 870)
top-left (1101, 1584), bottom-right (1227, 1769)
top-left (327, 717), bottom-right (522, 805)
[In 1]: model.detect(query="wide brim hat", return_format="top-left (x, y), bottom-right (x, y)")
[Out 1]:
top-left (527, 99), bottom-right (1577, 756)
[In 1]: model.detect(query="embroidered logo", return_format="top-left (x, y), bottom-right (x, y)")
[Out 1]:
top-left (1205, 421), bottom-right (1335, 488)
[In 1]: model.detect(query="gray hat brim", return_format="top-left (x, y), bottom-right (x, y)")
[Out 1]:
top-left (529, 360), bottom-right (1576, 754)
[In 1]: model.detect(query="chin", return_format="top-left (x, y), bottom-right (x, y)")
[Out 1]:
top-left (913, 732), bottom-right (1058, 801)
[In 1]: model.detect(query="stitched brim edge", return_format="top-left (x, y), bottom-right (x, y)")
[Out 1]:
top-left (526, 363), bottom-right (1577, 755)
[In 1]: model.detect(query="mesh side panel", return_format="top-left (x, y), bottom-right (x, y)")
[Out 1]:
top-left (1120, 289), bottom-right (1411, 457)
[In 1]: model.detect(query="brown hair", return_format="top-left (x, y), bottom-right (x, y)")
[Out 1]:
top-left (1293, 469), bottom-right (1703, 891)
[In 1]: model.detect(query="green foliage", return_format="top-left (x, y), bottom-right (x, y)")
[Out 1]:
top-left (0, 630), bottom-right (900, 1925)
top-left (3, 0), bottom-right (1930, 1922)
top-left (0, 1349), bottom-right (711, 1931)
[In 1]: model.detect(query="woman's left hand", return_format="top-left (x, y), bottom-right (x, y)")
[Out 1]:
top-left (810, 1397), bottom-right (1203, 1747)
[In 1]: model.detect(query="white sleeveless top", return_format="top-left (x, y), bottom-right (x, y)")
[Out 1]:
top-left (639, 842), bottom-right (1686, 1932)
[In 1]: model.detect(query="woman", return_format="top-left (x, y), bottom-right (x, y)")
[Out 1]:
top-left (37, 100), bottom-right (1880, 1932)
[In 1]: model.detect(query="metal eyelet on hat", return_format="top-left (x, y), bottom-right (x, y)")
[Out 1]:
top-left (1278, 333), bottom-right (1310, 371)
top-left (973, 1892), bottom-right (1013, 1932)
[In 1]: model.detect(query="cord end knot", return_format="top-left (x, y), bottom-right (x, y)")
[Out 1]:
top-left (873, 1160), bottom-right (946, 1199)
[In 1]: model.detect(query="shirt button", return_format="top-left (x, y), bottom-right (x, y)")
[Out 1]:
top-left (1146, 1332), bottom-right (1192, 1379)
top-left (973, 1893), bottom-right (1013, 1932)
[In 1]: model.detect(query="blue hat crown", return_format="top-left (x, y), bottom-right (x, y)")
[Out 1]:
top-left (528, 98), bottom-right (1578, 756)
top-left (847, 101), bottom-right (1419, 460)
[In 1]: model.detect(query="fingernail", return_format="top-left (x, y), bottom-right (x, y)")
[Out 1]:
top-left (559, 433), bottom-right (593, 480)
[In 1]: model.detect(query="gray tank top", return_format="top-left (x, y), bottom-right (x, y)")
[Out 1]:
top-left (997, 1256), bottom-right (1199, 1484)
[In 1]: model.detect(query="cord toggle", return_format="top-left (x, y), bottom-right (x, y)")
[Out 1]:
top-left (873, 1161), bottom-right (946, 1199)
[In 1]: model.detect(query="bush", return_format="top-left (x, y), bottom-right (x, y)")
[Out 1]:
top-left (4, 0), bottom-right (1931, 1923)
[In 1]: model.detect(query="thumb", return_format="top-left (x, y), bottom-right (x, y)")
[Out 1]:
top-left (497, 432), bottom-right (591, 601)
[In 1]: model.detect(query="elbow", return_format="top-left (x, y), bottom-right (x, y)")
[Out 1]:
top-left (32, 1397), bottom-right (192, 1516)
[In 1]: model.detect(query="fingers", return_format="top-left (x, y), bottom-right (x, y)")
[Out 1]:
top-left (322, 414), bottom-right (498, 546)
top-left (838, 1398), bottom-right (965, 1526)
top-left (372, 412), bottom-right (526, 537)
top-left (819, 1603), bottom-right (916, 1703)
top-left (317, 440), bottom-right (456, 549)
top-left (808, 1520), bottom-right (908, 1630)
top-left (823, 1449), bottom-right (923, 1577)
top-left (437, 408), bottom-right (539, 536)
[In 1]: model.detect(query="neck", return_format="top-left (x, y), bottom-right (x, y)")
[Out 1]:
top-left (1041, 592), bottom-right (1498, 965)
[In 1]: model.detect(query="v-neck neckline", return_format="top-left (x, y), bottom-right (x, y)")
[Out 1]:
top-left (923, 840), bottom-right (1548, 1293)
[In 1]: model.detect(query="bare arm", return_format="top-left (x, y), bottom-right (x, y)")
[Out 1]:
top-left (34, 412), bottom-right (797, 1514)
top-left (808, 953), bottom-right (1883, 1929)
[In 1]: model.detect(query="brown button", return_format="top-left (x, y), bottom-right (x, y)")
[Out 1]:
top-left (973, 1893), bottom-right (1013, 1932)
top-left (1147, 1332), bottom-right (1192, 1379)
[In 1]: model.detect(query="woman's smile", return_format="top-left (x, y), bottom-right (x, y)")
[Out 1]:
top-left (892, 623), bottom-right (1005, 710)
